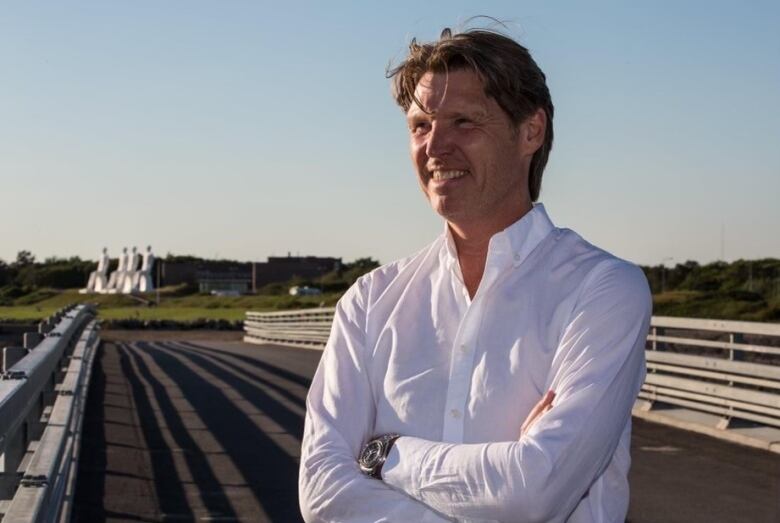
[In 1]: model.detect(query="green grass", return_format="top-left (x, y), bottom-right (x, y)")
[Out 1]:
top-left (0, 288), bottom-right (343, 322)
top-left (0, 306), bottom-right (62, 321)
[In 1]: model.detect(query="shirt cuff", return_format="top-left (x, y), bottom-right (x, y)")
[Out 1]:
top-left (383, 437), bottom-right (456, 522)
top-left (382, 436), bottom-right (428, 496)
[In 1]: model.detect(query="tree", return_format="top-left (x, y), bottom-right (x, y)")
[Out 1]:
top-left (14, 250), bottom-right (36, 267)
top-left (0, 259), bottom-right (9, 286)
top-left (343, 257), bottom-right (380, 284)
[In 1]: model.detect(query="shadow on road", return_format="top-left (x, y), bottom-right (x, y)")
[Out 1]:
top-left (125, 343), bottom-right (235, 520)
top-left (72, 343), bottom-right (108, 522)
top-left (73, 341), bottom-right (314, 522)
top-left (134, 341), bottom-right (304, 521)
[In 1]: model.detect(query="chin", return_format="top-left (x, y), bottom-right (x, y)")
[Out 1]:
top-left (433, 204), bottom-right (465, 222)
top-left (427, 195), bottom-right (467, 221)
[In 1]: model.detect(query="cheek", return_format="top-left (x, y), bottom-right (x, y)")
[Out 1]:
top-left (410, 144), bottom-right (427, 170)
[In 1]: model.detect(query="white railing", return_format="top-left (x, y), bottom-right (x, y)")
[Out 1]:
top-left (244, 309), bottom-right (780, 450)
top-left (637, 316), bottom-right (780, 451)
top-left (244, 308), bottom-right (334, 349)
top-left (0, 305), bottom-right (100, 522)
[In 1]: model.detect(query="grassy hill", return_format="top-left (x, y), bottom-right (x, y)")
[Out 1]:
top-left (652, 289), bottom-right (778, 321)
top-left (644, 258), bottom-right (780, 322)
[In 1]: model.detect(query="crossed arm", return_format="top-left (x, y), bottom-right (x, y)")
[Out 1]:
top-left (299, 263), bottom-right (651, 523)
top-left (299, 281), bottom-right (452, 522)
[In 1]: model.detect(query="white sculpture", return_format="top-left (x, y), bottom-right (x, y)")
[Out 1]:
top-left (79, 248), bottom-right (110, 294)
top-left (105, 247), bottom-right (129, 294)
top-left (134, 245), bottom-right (155, 292)
top-left (121, 247), bottom-right (142, 293)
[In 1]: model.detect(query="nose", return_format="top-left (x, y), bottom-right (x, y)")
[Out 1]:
top-left (425, 121), bottom-right (453, 159)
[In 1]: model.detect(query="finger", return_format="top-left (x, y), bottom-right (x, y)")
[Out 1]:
top-left (542, 389), bottom-right (555, 406)
top-left (532, 390), bottom-right (555, 415)
top-left (521, 390), bottom-right (556, 436)
top-left (523, 396), bottom-right (549, 428)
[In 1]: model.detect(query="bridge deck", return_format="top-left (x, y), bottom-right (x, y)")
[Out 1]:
top-left (72, 339), bottom-right (779, 522)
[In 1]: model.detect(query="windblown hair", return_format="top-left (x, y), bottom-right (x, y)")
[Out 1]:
top-left (388, 28), bottom-right (554, 202)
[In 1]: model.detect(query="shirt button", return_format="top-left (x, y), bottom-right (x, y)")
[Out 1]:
top-left (450, 409), bottom-right (461, 419)
top-left (514, 253), bottom-right (521, 261)
top-left (460, 344), bottom-right (468, 352)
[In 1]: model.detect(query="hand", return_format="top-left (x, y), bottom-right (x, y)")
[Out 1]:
top-left (520, 390), bottom-right (555, 437)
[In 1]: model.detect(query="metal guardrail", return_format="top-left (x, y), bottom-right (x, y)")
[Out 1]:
top-left (244, 309), bottom-right (334, 349)
top-left (0, 305), bottom-right (100, 522)
top-left (639, 316), bottom-right (780, 430)
top-left (244, 309), bottom-right (780, 450)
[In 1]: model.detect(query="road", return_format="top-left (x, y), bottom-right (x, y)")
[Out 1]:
top-left (72, 339), bottom-right (779, 522)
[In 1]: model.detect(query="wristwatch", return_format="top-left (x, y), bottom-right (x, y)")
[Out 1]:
top-left (358, 434), bottom-right (400, 479)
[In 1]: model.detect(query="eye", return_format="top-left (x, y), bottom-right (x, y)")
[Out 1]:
top-left (455, 117), bottom-right (474, 128)
top-left (409, 121), bottom-right (430, 135)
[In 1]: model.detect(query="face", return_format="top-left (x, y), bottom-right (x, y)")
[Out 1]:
top-left (407, 69), bottom-right (543, 230)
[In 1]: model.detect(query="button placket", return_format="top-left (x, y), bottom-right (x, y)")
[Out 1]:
top-left (441, 299), bottom-right (481, 443)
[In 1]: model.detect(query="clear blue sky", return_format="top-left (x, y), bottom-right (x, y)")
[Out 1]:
top-left (1, 1), bottom-right (778, 267)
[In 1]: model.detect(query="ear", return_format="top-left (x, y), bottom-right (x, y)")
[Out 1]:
top-left (519, 108), bottom-right (546, 157)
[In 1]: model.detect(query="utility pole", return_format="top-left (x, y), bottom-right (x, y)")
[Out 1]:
top-left (252, 262), bottom-right (256, 293)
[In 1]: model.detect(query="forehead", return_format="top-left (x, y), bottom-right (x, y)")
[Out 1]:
top-left (408, 69), bottom-right (490, 117)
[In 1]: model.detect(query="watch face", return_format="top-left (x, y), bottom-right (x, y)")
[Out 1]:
top-left (360, 440), bottom-right (383, 469)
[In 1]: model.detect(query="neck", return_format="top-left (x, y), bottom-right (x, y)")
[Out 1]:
top-left (449, 202), bottom-right (533, 298)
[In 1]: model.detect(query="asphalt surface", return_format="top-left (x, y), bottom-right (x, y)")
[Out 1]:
top-left (629, 418), bottom-right (779, 523)
top-left (72, 340), bottom-right (779, 522)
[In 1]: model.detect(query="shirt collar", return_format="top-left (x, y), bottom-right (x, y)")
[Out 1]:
top-left (441, 203), bottom-right (555, 271)
top-left (503, 202), bottom-right (555, 267)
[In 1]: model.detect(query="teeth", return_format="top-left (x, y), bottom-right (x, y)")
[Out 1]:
top-left (432, 170), bottom-right (468, 180)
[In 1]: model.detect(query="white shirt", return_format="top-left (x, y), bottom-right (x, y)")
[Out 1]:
top-left (299, 204), bottom-right (651, 523)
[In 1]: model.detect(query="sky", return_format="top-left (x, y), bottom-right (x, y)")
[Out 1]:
top-left (1, 1), bottom-right (778, 267)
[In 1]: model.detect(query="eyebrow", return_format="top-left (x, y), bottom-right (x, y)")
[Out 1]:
top-left (406, 107), bottom-right (486, 123)
top-left (406, 109), bottom-right (432, 122)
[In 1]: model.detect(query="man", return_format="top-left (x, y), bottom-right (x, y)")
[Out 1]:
top-left (300, 28), bottom-right (651, 523)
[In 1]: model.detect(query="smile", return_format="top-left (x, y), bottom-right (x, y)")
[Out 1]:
top-left (431, 170), bottom-right (468, 181)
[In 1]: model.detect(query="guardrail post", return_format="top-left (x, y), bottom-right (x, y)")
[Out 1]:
top-left (1, 347), bottom-right (31, 499)
top-left (728, 332), bottom-right (744, 361)
top-left (716, 415), bottom-right (733, 430)
top-left (23, 332), bottom-right (42, 350)
top-left (2, 346), bottom-right (28, 373)
top-left (650, 327), bottom-right (663, 373)
top-left (649, 327), bottom-right (664, 375)
top-left (0, 428), bottom-right (26, 499)
top-left (656, 327), bottom-right (665, 351)
top-left (718, 332), bottom-right (745, 428)
top-left (38, 320), bottom-right (52, 336)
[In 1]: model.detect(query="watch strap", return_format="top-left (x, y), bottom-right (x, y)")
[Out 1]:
top-left (373, 434), bottom-right (399, 479)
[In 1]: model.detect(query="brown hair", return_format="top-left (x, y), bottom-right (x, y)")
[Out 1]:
top-left (388, 28), bottom-right (554, 202)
